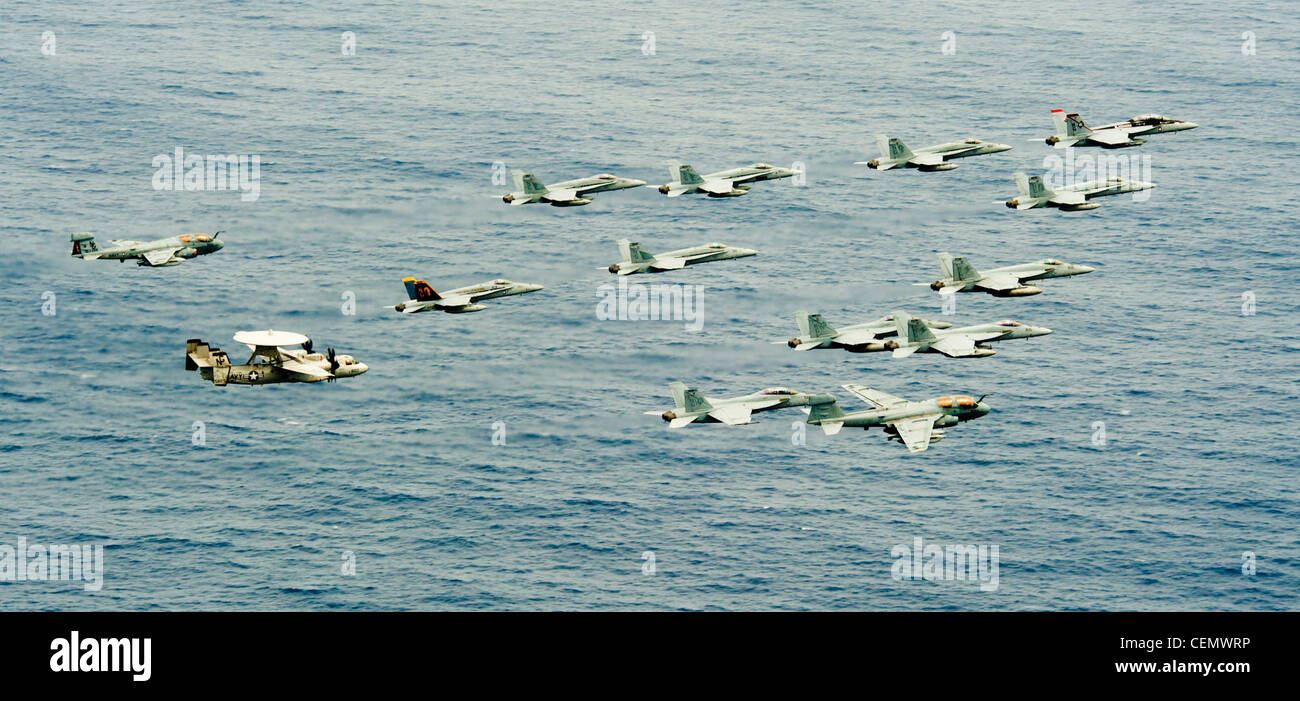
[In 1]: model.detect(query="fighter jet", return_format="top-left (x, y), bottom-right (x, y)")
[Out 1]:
top-left (647, 382), bottom-right (829, 427)
top-left (501, 170), bottom-right (644, 206)
top-left (70, 231), bottom-right (224, 267)
top-left (608, 238), bottom-right (756, 275)
top-left (657, 162), bottom-right (800, 198)
top-left (884, 312), bottom-right (1052, 358)
top-left (1005, 172), bottom-right (1155, 211)
top-left (1045, 109), bottom-right (1198, 149)
top-left (920, 253), bottom-right (1096, 297)
top-left (391, 276), bottom-right (543, 314)
top-left (804, 384), bottom-right (991, 453)
top-left (185, 330), bottom-right (368, 386)
top-left (855, 135), bottom-right (1012, 171)
top-left (782, 311), bottom-right (952, 351)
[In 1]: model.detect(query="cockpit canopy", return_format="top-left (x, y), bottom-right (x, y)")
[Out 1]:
top-left (594, 174), bottom-right (617, 180)
top-left (491, 278), bottom-right (512, 285)
top-left (760, 387), bottom-right (799, 396)
top-left (1042, 258), bottom-right (1064, 265)
top-left (706, 243), bottom-right (727, 249)
top-left (936, 395), bottom-right (976, 408)
top-left (995, 320), bottom-right (1022, 327)
top-left (1129, 114), bottom-right (1168, 125)
top-left (753, 163), bottom-right (773, 169)
top-left (964, 138), bottom-right (983, 144)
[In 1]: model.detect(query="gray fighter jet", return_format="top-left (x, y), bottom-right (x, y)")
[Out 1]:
top-left (1005, 172), bottom-right (1155, 211)
top-left (608, 238), bottom-right (757, 275)
top-left (921, 253), bottom-right (1096, 297)
top-left (501, 170), bottom-right (645, 206)
top-left (70, 231), bottom-right (224, 267)
top-left (657, 162), bottom-right (800, 197)
top-left (1046, 109), bottom-right (1198, 149)
top-left (185, 330), bottom-right (368, 386)
top-left (783, 311), bottom-right (952, 351)
top-left (804, 384), bottom-right (991, 453)
top-left (885, 312), bottom-right (1052, 358)
top-left (392, 276), bottom-right (543, 314)
top-left (856, 135), bottom-right (1012, 171)
top-left (648, 382), bottom-right (829, 427)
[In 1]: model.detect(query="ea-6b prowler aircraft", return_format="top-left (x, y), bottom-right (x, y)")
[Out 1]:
top-left (1045, 109), bottom-right (1198, 149)
top-left (1005, 172), bottom-right (1155, 211)
top-left (782, 311), bottom-right (952, 351)
top-left (70, 231), bottom-right (224, 267)
top-left (875, 312), bottom-right (1052, 358)
top-left (804, 384), bottom-right (991, 453)
top-left (501, 170), bottom-right (645, 206)
top-left (185, 330), bottom-right (368, 386)
top-left (647, 382), bottom-right (829, 427)
top-left (856, 135), bottom-right (1012, 171)
top-left (392, 277), bottom-right (543, 314)
top-left (608, 238), bottom-right (757, 275)
top-left (657, 162), bottom-right (800, 197)
top-left (920, 253), bottom-right (1096, 297)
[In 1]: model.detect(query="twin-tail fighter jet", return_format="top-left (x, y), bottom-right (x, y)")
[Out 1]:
top-left (1005, 172), bottom-right (1155, 211)
top-left (786, 312), bottom-right (1051, 358)
top-left (1045, 109), bottom-right (1198, 149)
top-left (392, 276), bottom-right (543, 314)
top-left (657, 162), bottom-right (800, 198)
top-left (608, 238), bottom-right (757, 275)
top-left (920, 253), bottom-right (1096, 297)
top-left (501, 170), bottom-right (645, 206)
top-left (71, 231), bottom-right (224, 267)
top-left (804, 384), bottom-right (992, 453)
top-left (648, 382), bottom-right (827, 427)
top-left (185, 330), bottom-right (368, 386)
top-left (782, 311), bottom-right (952, 351)
top-left (856, 135), bottom-right (1013, 171)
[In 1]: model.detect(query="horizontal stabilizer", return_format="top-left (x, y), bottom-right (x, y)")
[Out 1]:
top-left (821, 421), bottom-right (844, 436)
top-left (669, 416), bottom-right (696, 429)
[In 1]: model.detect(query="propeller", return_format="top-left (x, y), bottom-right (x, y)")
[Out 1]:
top-left (303, 338), bottom-right (313, 354)
top-left (327, 347), bottom-right (338, 374)
top-left (212, 230), bottom-right (224, 238)
top-left (976, 393), bottom-right (992, 404)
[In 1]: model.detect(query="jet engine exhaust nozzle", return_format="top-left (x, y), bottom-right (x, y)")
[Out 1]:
top-left (502, 194), bottom-right (514, 203)
top-left (1005, 199), bottom-right (1019, 209)
top-left (787, 338), bottom-right (801, 348)
top-left (930, 281), bottom-right (945, 291)
top-left (394, 303), bottom-right (406, 312)
top-left (657, 184), bottom-right (670, 194)
top-left (1045, 136), bottom-right (1059, 145)
top-left (661, 411), bottom-right (676, 422)
top-left (866, 159), bottom-right (880, 169)
top-left (608, 264), bottom-right (621, 274)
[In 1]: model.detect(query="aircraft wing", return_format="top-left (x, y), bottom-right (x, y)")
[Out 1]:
top-left (973, 272), bottom-right (1022, 292)
top-left (277, 358), bottom-right (332, 381)
top-left (542, 188), bottom-right (580, 203)
top-left (697, 179), bottom-right (738, 195)
top-left (108, 239), bottom-right (145, 248)
top-left (433, 294), bottom-right (473, 308)
top-left (707, 404), bottom-right (754, 425)
top-left (1086, 129), bottom-right (1139, 147)
top-left (669, 415), bottom-right (698, 428)
top-left (834, 328), bottom-right (889, 346)
top-left (141, 248), bottom-right (181, 266)
top-left (1048, 191), bottom-right (1087, 207)
top-left (841, 384), bottom-right (909, 409)
top-left (889, 415), bottom-right (938, 453)
top-left (929, 334), bottom-right (979, 357)
top-left (649, 257), bottom-right (688, 270)
top-left (908, 152), bottom-right (948, 167)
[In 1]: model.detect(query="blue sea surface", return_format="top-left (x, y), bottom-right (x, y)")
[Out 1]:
top-left (0, 1), bottom-right (1297, 610)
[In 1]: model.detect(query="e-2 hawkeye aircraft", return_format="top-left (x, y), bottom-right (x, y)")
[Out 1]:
top-left (804, 384), bottom-right (992, 453)
top-left (185, 330), bottom-right (368, 386)
top-left (71, 231), bottom-right (224, 267)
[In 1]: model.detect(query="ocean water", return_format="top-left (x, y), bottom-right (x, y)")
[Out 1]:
top-left (1, 1), bottom-right (1296, 610)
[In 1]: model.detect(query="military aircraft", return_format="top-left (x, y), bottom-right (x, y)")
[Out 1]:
top-left (70, 231), bottom-right (224, 267)
top-left (391, 276), bottom-right (543, 314)
top-left (657, 162), bottom-right (800, 197)
top-left (920, 253), bottom-right (1096, 297)
top-left (1005, 172), bottom-right (1155, 211)
top-left (608, 238), bottom-right (757, 275)
top-left (1045, 109), bottom-right (1198, 149)
top-left (856, 135), bottom-right (1013, 171)
top-left (185, 330), bottom-right (368, 386)
top-left (501, 170), bottom-right (644, 206)
top-left (804, 384), bottom-right (991, 453)
top-left (782, 311), bottom-right (952, 351)
top-left (647, 382), bottom-right (829, 427)
top-left (883, 312), bottom-right (1052, 358)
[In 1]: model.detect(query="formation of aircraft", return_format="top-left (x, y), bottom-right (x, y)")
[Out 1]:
top-left (501, 170), bottom-right (645, 206)
top-left (70, 231), bottom-right (224, 267)
top-left (857, 135), bottom-right (1013, 171)
top-left (647, 383), bottom-right (826, 427)
top-left (920, 253), bottom-right (1096, 297)
top-left (608, 238), bottom-right (757, 275)
top-left (185, 330), bottom-right (368, 386)
top-left (804, 384), bottom-right (992, 453)
top-left (657, 162), bottom-right (800, 198)
top-left (783, 311), bottom-right (952, 351)
top-left (392, 276), bottom-right (543, 314)
top-left (1005, 172), bottom-right (1155, 211)
top-left (1045, 109), bottom-right (1198, 149)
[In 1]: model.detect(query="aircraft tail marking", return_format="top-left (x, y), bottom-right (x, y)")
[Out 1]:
top-left (403, 277), bottom-right (441, 301)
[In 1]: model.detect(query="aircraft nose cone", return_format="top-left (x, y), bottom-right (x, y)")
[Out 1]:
top-left (1183, 122), bottom-right (1199, 129)
top-left (1036, 326), bottom-right (1054, 335)
top-left (628, 179), bottom-right (647, 187)
top-left (528, 284), bottom-right (545, 292)
top-left (1077, 264), bottom-right (1096, 274)
top-left (354, 363), bottom-right (369, 375)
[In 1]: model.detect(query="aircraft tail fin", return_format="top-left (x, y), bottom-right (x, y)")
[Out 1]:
top-left (618, 239), bottom-right (654, 263)
top-left (797, 311), bottom-right (835, 340)
top-left (884, 136), bottom-right (914, 161)
top-left (402, 277), bottom-right (441, 301)
top-left (185, 338), bottom-right (218, 370)
top-left (1053, 109), bottom-right (1091, 137)
top-left (894, 311), bottom-right (937, 344)
top-left (950, 256), bottom-right (980, 282)
top-left (1013, 172), bottom-right (1052, 199)
top-left (669, 162), bottom-right (705, 185)
top-left (512, 170), bottom-right (547, 195)
top-left (807, 396), bottom-right (846, 423)
top-left (70, 232), bottom-right (99, 258)
top-left (670, 381), bottom-right (711, 413)
top-left (937, 252), bottom-right (955, 279)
